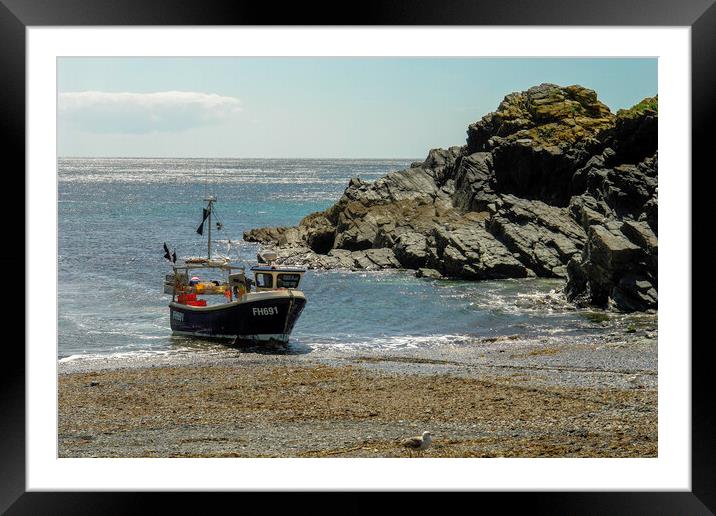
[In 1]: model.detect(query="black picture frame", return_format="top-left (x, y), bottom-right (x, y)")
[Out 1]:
top-left (3, 0), bottom-right (711, 513)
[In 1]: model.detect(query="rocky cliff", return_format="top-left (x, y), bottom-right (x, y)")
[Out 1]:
top-left (244, 84), bottom-right (658, 312)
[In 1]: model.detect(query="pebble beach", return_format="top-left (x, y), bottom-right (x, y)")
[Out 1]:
top-left (59, 329), bottom-right (657, 458)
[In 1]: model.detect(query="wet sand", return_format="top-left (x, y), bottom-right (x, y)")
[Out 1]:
top-left (58, 332), bottom-right (657, 458)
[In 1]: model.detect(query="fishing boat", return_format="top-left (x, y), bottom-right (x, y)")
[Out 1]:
top-left (163, 195), bottom-right (307, 346)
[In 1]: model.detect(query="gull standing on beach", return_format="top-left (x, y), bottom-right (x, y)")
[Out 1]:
top-left (402, 431), bottom-right (432, 456)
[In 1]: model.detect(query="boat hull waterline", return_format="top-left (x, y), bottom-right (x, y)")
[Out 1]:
top-left (169, 292), bottom-right (306, 345)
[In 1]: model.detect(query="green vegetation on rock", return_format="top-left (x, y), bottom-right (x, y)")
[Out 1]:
top-left (617, 96), bottom-right (658, 119)
top-left (467, 83), bottom-right (616, 150)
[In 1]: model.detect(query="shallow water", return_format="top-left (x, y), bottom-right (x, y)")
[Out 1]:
top-left (58, 158), bottom-right (656, 362)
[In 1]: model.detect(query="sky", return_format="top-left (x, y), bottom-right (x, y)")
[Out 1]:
top-left (58, 57), bottom-right (657, 159)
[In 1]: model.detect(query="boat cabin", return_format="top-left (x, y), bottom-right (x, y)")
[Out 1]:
top-left (250, 265), bottom-right (306, 292)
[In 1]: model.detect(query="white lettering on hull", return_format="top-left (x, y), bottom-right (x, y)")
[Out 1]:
top-left (252, 306), bottom-right (279, 316)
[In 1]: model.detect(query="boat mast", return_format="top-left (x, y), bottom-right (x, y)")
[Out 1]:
top-left (205, 196), bottom-right (215, 259)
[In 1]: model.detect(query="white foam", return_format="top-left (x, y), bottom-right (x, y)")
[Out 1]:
top-left (303, 333), bottom-right (469, 351)
top-left (63, 348), bottom-right (178, 361)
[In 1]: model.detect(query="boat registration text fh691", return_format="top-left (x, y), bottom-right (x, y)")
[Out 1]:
top-left (253, 306), bottom-right (279, 316)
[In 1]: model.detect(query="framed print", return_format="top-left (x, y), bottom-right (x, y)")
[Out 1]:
top-left (4, 0), bottom-right (713, 512)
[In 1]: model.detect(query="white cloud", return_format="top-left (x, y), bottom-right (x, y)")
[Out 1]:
top-left (58, 91), bottom-right (242, 134)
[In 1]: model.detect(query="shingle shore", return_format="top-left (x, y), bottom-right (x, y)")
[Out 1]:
top-left (59, 348), bottom-right (656, 458)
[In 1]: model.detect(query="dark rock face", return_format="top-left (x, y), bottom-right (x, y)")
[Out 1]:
top-left (565, 220), bottom-right (657, 311)
top-left (393, 232), bottom-right (429, 270)
top-left (415, 268), bottom-right (443, 279)
top-left (488, 195), bottom-right (586, 278)
top-left (451, 152), bottom-right (496, 212)
top-left (243, 84), bottom-right (658, 312)
top-left (601, 98), bottom-right (657, 166)
top-left (466, 83), bottom-right (613, 206)
top-left (571, 153), bottom-right (658, 223)
top-left (429, 222), bottom-right (531, 280)
top-left (301, 213), bottom-right (335, 254)
top-left (491, 140), bottom-right (605, 206)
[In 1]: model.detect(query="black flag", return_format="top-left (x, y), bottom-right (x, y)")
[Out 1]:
top-left (196, 208), bottom-right (209, 235)
top-left (163, 242), bottom-right (172, 261)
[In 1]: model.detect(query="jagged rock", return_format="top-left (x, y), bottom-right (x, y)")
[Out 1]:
top-left (330, 249), bottom-right (402, 271)
top-left (393, 232), bottom-right (429, 269)
top-left (333, 205), bottom-right (379, 251)
top-left (272, 246), bottom-right (326, 269)
top-left (488, 195), bottom-right (586, 277)
top-left (415, 268), bottom-right (443, 279)
top-left (612, 274), bottom-right (658, 312)
top-left (602, 96), bottom-right (658, 166)
top-left (244, 84), bottom-right (657, 311)
top-left (331, 200), bottom-right (455, 252)
top-left (568, 194), bottom-right (609, 229)
top-left (363, 248), bottom-right (402, 269)
top-left (491, 140), bottom-right (596, 206)
top-left (621, 220), bottom-right (657, 252)
top-left (420, 146), bottom-right (464, 185)
top-left (351, 251), bottom-right (379, 270)
top-left (571, 153), bottom-right (658, 229)
top-left (451, 152), bottom-right (497, 212)
top-left (338, 165), bottom-right (441, 208)
top-left (466, 84), bottom-right (613, 205)
top-left (244, 226), bottom-right (293, 245)
top-left (430, 223), bottom-right (530, 280)
top-left (270, 245), bottom-right (403, 272)
top-left (467, 83), bottom-right (614, 153)
top-left (300, 213), bottom-right (336, 253)
top-left (590, 223), bottom-right (641, 269)
top-left (598, 164), bottom-right (656, 220)
top-left (565, 221), bottom-right (657, 311)
top-left (423, 146), bottom-right (463, 170)
top-left (327, 248), bottom-right (357, 269)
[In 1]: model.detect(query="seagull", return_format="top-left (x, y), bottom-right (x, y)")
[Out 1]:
top-left (402, 431), bottom-right (432, 456)
top-left (627, 374), bottom-right (641, 388)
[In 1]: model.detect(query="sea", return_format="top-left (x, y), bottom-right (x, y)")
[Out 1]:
top-left (58, 157), bottom-right (655, 363)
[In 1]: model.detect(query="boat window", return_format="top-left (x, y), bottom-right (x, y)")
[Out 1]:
top-left (255, 273), bottom-right (274, 288)
top-left (277, 273), bottom-right (301, 289)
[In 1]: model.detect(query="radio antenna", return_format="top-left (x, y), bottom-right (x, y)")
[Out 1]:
top-left (203, 159), bottom-right (208, 198)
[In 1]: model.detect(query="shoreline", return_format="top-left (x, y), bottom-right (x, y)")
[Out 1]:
top-left (59, 331), bottom-right (657, 458)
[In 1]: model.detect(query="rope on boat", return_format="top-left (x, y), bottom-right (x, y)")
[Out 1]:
top-left (283, 290), bottom-right (295, 337)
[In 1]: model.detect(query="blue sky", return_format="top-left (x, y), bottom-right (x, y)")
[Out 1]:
top-left (58, 57), bottom-right (657, 159)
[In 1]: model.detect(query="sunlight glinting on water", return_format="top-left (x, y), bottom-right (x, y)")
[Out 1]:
top-left (58, 158), bottom-right (655, 362)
